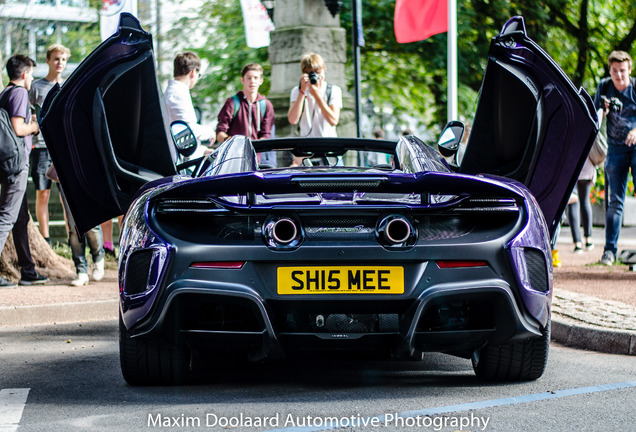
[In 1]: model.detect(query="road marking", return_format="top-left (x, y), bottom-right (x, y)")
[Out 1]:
top-left (263, 380), bottom-right (636, 432)
top-left (0, 388), bottom-right (30, 432)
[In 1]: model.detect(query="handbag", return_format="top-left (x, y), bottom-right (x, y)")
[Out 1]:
top-left (589, 132), bottom-right (607, 166)
top-left (589, 111), bottom-right (607, 167)
top-left (45, 163), bottom-right (59, 182)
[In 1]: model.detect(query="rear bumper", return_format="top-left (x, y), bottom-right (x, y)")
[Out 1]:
top-left (126, 276), bottom-right (545, 360)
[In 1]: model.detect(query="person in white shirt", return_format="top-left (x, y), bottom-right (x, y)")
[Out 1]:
top-left (287, 53), bottom-right (342, 165)
top-left (28, 44), bottom-right (69, 244)
top-left (164, 52), bottom-right (215, 146)
top-left (288, 53), bottom-right (342, 137)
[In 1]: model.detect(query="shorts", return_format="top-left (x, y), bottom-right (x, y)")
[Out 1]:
top-left (30, 148), bottom-right (52, 191)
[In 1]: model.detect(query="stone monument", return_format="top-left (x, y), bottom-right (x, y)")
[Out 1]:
top-left (268, 0), bottom-right (354, 140)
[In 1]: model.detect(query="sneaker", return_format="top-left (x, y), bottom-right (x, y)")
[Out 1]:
top-left (0, 276), bottom-right (17, 288)
top-left (92, 258), bottom-right (105, 281)
top-left (574, 242), bottom-right (583, 254)
top-left (104, 247), bottom-right (117, 259)
top-left (585, 241), bottom-right (595, 251)
top-left (552, 250), bottom-right (561, 268)
top-left (599, 250), bottom-right (616, 266)
top-left (71, 273), bottom-right (89, 287)
top-left (19, 272), bottom-right (49, 286)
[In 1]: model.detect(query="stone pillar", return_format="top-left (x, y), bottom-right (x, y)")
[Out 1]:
top-left (268, 0), bottom-right (355, 139)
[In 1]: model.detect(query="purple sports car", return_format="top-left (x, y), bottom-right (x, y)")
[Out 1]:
top-left (40, 14), bottom-right (597, 385)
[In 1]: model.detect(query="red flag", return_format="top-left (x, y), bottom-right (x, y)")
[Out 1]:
top-left (394, 0), bottom-right (448, 43)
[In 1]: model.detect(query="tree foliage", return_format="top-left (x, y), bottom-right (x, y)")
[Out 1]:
top-left (159, 0), bottom-right (634, 135)
top-left (0, 0), bottom-right (102, 67)
top-left (167, 0), bottom-right (270, 115)
top-left (337, 0), bottom-right (636, 132)
top-left (7, 0), bottom-right (634, 136)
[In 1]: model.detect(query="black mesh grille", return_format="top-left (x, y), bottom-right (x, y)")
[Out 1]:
top-left (416, 216), bottom-right (476, 241)
top-left (525, 248), bottom-right (549, 292)
top-left (183, 297), bottom-right (263, 332)
top-left (124, 249), bottom-right (154, 295)
top-left (293, 178), bottom-right (386, 189)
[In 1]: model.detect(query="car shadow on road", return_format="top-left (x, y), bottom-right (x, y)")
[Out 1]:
top-left (2, 321), bottom-right (521, 407)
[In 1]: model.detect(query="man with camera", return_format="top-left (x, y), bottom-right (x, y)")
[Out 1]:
top-left (594, 50), bottom-right (636, 266)
top-left (288, 53), bottom-right (342, 143)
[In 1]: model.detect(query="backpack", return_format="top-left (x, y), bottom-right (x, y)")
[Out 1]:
top-left (325, 83), bottom-right (332, 105)
top-left (0, 86), bottom-right (27, 182)
top-left (231, 94), bottom-right (267, 123)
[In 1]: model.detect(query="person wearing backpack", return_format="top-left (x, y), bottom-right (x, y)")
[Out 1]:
top-left (287, 53), bottom-right (343, 166)
top-left (594, 51), bottom-right (636, 266)
top-left (215, 63), bottom-right (275, 149)
top-left (0, 54), bottom-right (48, 287)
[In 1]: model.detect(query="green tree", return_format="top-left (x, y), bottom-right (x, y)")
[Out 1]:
top-left (542, 0), bottom-right (636, 88)
top-left (339, 0), bottom-right (636, 133)
top-left (61, 22), bottom-right (101, 62)
top-left (161, 0), bottom-right (636, 136)
top-left (340, 0), bottom-right (457, 134)
top-left (167, 0), bottom-right (270, 112)
top-left (0, 0), bottom-right (101, 67)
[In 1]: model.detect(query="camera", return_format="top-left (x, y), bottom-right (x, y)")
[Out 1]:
top-left (308, 71), bottom-right (320, 85)
top-left (602, 95), bottom-right (623, 113)
top-left (609, 97), bottom-right (623, 113)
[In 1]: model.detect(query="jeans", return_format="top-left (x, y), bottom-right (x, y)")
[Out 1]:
top-left (604, 145), bottom-right (636, 254)
top-left (69, 226), bottom-right (103, 274)
top-left (0, 168), bottom-right (37, 277)
top-left (60, 190), bottom-right (104, 274)
top-left (13, 184), bottom-right (37, 277)
top-left (0, 168), bottom-right (28, 252)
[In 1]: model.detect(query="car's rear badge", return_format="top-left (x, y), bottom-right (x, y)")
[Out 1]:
top-left (306, 225), bottom-right (374, 234)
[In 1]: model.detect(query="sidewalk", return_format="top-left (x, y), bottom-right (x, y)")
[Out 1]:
top-left (0, 270), bottom-right (118, 327)
top-left (0, 227), bottom-right (634, 356)
top-left (552, 225), bottom-right (636, 355)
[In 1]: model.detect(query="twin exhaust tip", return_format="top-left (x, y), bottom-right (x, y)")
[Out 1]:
top-left (377, 215), bottom-right (414, 246)
top-left (263, 214), bottom-right (415, 248)
top-left (270, 218), bottom-right (298, 245)
top-left (263, 217), bottom-right (301, 248)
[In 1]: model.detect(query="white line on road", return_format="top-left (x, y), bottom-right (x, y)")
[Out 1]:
top-left (0, 388), bottom-right (30, 432)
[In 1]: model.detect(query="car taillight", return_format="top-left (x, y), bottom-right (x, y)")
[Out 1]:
top-left (190, 262), bottom-right (245, 269)
top-left (436, 260), bottom-right (488, 268)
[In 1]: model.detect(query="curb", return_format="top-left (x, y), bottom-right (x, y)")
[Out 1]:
top-left (0, 300), bottom-right (118, 328)
top-left (551, 314), bottom-right (636, 356)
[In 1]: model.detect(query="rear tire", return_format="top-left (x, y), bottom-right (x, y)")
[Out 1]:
top-left (119, 315), bottom-right (188, 386)
top-left (472, 321), bottom-right (550, 381)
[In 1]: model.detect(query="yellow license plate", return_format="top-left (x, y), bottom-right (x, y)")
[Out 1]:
top-left (277, 266), bottom-right (404, 294)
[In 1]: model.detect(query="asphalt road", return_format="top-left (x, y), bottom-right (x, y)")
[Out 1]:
top-left (1, 321), bottom-right (635, 432)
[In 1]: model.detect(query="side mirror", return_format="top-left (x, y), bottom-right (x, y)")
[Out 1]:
top-left (437, 121), bottom-right (465, 158)
top-left (170, 120), bottom-right (198, 158)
